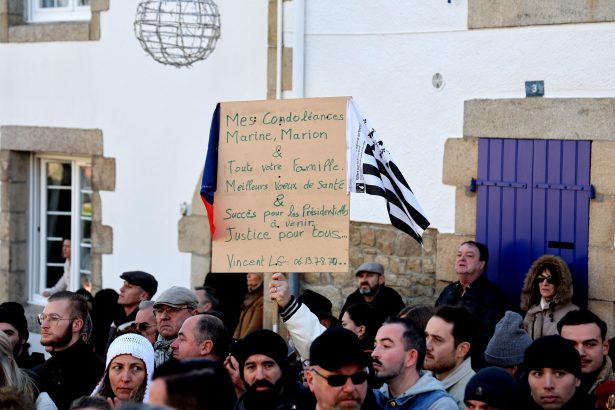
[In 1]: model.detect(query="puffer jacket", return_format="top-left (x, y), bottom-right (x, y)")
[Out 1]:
top-left (520, 254), bottom-right (579, 339)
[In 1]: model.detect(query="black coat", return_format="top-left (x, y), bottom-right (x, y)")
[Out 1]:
top-left (31, 340), bottom-right (105, 410)
top-left (340, 286), bottom-right (405, 320)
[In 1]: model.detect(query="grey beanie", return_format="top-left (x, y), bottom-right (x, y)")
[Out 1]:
top-left (484, 311), bottom-right (532, 367)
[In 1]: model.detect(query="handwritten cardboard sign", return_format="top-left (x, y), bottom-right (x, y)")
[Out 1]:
top-left (212, 97), bottom-right (349, 272)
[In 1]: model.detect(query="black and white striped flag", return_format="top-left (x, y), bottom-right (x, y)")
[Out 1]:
top-left (347, 100), bottom-right (430, 245)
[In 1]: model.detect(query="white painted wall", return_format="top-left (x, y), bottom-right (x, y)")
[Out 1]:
top-left (0, 0), bottom-right (268, 293)
top-left (295, 0), bottom-right (615, 233)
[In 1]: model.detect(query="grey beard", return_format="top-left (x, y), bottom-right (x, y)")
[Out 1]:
top-left (359, 287), bottom-right (373, 296)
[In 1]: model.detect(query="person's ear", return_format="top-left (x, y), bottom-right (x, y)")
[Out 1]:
top-left (72, 318), bottom-right (84, 333)
top-left (456, 341), bottom-right (470, 359)
top-left (201, 340), bottom-right (213, 356)
top-left (305, 368), bottom-right (316, 392)
top-left (404, 348), bottom-right (418, 368)
top-left (378, 275), bottom-right (385, 285)
top-left (357, 325), bottom-right (366, 339)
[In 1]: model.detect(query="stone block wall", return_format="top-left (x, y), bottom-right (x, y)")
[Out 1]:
top-left (300, 223), bottom-right (438, 316)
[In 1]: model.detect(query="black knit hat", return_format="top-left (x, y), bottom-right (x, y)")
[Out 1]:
top-left (464, 367), bottom-right (520, 410)
top-left (234, 330), bottom-right (288, 375)
top-left (524, 335), bottom-right (581, 378)
top-left (309, 327), bottom-right (368, 371)
top-left (0, 302), bottom-right (29, 342)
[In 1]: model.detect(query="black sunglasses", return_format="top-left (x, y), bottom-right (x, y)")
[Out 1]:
top-left (536, 275), bottom-right (557, 285)
top-left (127, 322), bottom-right (155, 332)
top-left (311, 368), bottom-right (368, 387)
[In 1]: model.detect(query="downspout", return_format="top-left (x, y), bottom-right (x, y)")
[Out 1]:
top-left (275, 0), bottom-right (283, 99)
top-left (288, 0), bottom-right (305, 297)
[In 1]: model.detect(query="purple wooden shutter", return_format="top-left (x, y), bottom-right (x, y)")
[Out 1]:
top-left (476, 139), bottom-right (591, 309)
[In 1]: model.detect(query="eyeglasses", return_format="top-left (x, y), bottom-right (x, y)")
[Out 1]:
top-left (133, 322), bottom-right (155, 332)
top-left (310, 368), bottom-right (368, 387)
top-left (153, 306), bottom-right (190, 316)
top-left (37, 313), bottom-right (76, 325)
top-left (536, 275), bottom-right (557, 285)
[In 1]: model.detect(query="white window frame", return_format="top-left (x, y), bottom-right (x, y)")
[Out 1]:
top-left (28, 154), bottom-right (92, 305)
top-left (29, 0), bottom-right (91, 23)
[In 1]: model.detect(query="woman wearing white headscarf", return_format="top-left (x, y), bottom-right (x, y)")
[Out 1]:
top-left (92, 334), bottom-right (154, 404)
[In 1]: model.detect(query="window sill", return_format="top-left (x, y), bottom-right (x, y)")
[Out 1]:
top-left (0, 0), bottom-right (108, 43)
top-left (8, 21), bottom-right (90, 42)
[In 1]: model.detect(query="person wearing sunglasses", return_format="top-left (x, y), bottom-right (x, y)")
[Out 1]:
top-left (134, 300), bottom-right (158, 345)
top-left (306, 327), bottom-right (374, 410)
top-left (520, 255), bottom-right (579, 340)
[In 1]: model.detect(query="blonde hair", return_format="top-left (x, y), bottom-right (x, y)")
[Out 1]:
top-left (0, 332), bottom-right (36, 403)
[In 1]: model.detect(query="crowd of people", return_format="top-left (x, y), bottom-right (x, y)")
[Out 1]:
top-left (0, 240), bottom-right (614, 410)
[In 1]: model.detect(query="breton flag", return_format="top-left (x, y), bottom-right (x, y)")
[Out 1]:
top-left (200, 104), bottom-right (220, 236)
top-left (347, 99), bottom-right (430, 245)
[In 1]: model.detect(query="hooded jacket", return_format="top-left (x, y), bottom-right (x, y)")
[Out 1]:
top-left (520, 255), bottom-right (579, 339)
top-left (374, 372), bottom-right (458, 410)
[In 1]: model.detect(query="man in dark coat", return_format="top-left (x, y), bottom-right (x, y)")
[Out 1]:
top-left (340, 262), bottom-right (405, 320)
top-left (31, 291), bottom-right (104, 410)
top-left (435, 241), bottom-right (505, 368)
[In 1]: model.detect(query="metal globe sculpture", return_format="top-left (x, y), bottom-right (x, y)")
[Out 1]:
top-left (134, 0), bottom-right (221, 68)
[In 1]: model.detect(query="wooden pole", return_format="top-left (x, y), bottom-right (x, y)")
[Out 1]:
top-left (271, 273), bottom-right (279, 333)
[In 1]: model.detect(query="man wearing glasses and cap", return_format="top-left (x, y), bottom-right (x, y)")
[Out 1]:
top-left (152, 286), bottom-right (198, 367)
top-left (306, 327), bottom-right (374, 410)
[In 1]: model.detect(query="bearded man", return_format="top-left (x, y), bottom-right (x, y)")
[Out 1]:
top-left (340, 262), bottom-right (404, 320)
top-left (31, 291), bottom-right (104, 410)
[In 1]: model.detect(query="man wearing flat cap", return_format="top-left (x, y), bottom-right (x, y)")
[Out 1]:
top-left (232, 329), bottom-right (309, 410)
top-left (105, 270), bottom-right (158, 355)
top-left (340, 262), bottom-right (405, 320)
top-left (306, 327), bottom-right (373, 410)
top-left (117, 270), bottom-right (158, 324)
top-left (153, 286), bottom-right (198, 367)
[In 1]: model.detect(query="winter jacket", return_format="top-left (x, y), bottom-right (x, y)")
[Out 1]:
top-left (436, 274), bottom-right (506, 368)
top-left (520, 255), bottom-right (579, 339)
top-left (233, 285), bottom-right (264, 339)
top-left (31, 340), bottom-right (104, 410)
top-left (374, 372), bottom-right (458, 410)
top-left (280, 296), bottom-right (326, 360)
top-left (439, 358), bottom-right (475, 410)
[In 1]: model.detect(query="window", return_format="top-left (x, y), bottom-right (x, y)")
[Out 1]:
top-left (29, 155), bottom-right (92, 303)
top-left (29, 0), bottom-right (91, 23)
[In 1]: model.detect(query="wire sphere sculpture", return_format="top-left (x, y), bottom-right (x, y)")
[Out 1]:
top-left (134, 0), bottom-right (221, 68)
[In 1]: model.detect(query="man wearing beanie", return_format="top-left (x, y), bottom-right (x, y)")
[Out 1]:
top-left (0, 302), bottom-right (44, 369)
top-left (464, 367), bottom-right (521, 410)
top-left (524, 335), bottom-right (594, 409)
top-left (232, 329), bottom-right (308, 410)
top-left (484, 311), bottom-right (532, 377)
top-left (306, 327), bottom-right (372, 410)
